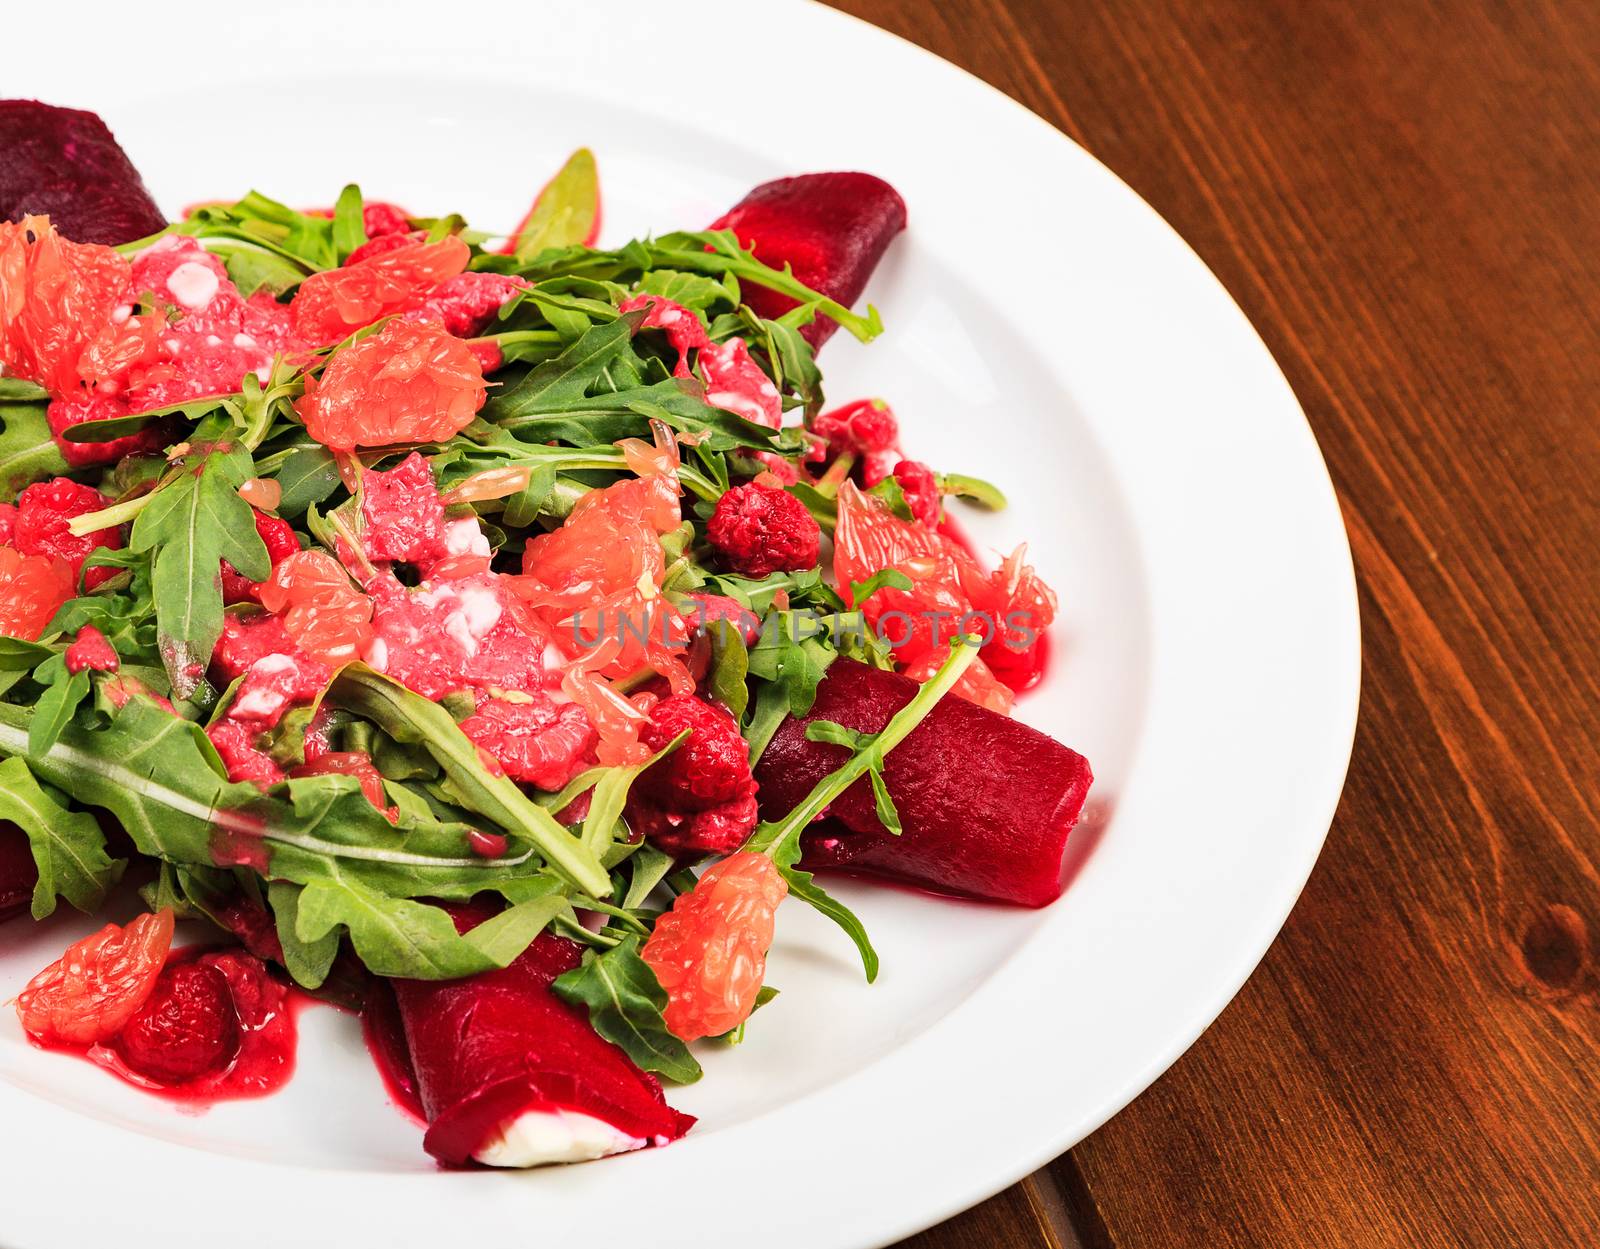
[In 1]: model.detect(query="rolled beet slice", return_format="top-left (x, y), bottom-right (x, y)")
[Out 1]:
top-left (1, 100), bottom-right (166, 245)
top-left (390, 903), bottom-right (694, 1167)
top-left (754, 660), bottom-right (1093, 907)
top-left (0, 822), bottom-right (38, 924)
top-left (710, 171), bottom-right (907, 349)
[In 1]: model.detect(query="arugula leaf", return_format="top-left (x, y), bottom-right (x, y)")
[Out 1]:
top-left (210, 243), bottom-right (308, 298)
top-left (331, 666), bottom-right (612, 897)
top-left (0, 397), bottom-right (68, 502)
top-left (553, 935), bottom-right (702, 1084)
top-left (512, 149), bottom-right (599, 260)
top-left (706, 619), bottom-right (750, 722)
top-left (579, 731), bottom-right (687, 857)
top-left (0, 756), bottom-right (122, 919)
top-left (0, 698), bottom-right (566, 903)
top-left (130, 451), bottom-right (269, 699)
top-left (621, 843), bottom-right (675, 910)
top-left (747, 611), bottom-right (837, 716)
top-left (482, 315), bottom-right (639, 422)
top-left (637, 269), bottom-right (733, 312)
top-left (331, 184), bottom-right (368, 260)
top-left (27, 654), bottom-right (90, 757)
top-left (939, 472), bottom-right (1007, 510)
top-left (268, 880), bottom-right (340, 989)
top-left (292, 878), bottom-right (572, 981)
top-left (273, 444), bottom-right (341, 515)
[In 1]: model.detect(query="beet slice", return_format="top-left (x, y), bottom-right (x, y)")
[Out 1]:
top-left (0, 100), bottom-right (166, 245)
top-left (390, 901), bottom-right (694, 1166)
top-left (0, 821), bottom-right (38, 924)
top-left (754, 660), bottom-right (1093, 907)
top-left (709, 171), bottom-right (906, 349)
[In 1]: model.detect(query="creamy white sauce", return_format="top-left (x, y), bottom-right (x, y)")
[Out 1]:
top-left (443, 517), bottom-right (491, 557)
top-left (166, 261), bottom-right (220, 311)
top-left (473, 1107), bottom-right (647, 1168)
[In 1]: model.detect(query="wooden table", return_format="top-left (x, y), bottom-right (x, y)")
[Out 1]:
top-left (814, 2), bottom-right (1600, 1245)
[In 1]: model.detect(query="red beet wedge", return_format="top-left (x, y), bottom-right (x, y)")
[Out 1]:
top-left (754, 660), bottom-right (1093, 907)
top-left (710, 172), bottom-right (907, 349)
top-left (1, 101), bottom-right (166, 245)
top-left (389, 902), bottom-right (694, 1166)
top-left (0, 822), bottom-right (37, 924)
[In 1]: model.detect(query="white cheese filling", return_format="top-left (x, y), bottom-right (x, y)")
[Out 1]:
top-left (473, 1107), bottom-right (647, 1168)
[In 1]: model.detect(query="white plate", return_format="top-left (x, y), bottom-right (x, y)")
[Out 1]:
top-left (0, 2), bottom-right (1358, 1246)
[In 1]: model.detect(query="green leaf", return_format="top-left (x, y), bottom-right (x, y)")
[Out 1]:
top-left (868, 767), bottom-right (902, 836)
top-left (705, 618), bottom-right (751, 722)
top-left (211, 244), bottom-right (310, 298)
top-left (331, 666), bottom-right (612, 897)
top-left (512, 148), bottom-right (600, 260)
top-left (0, 756), bottom-right (122, 919)
top-left (849, 568), bottom-right (913, 606)
top-left (636, 269), bottom-right (732, 312)
top-left (579, 731), bottom-right (688, 857)
top-left (553, 935), bottom-right (702, 1084)
top-left (939, 472), bottom-right (1007, 510)
top-left (0, 399), bottom-right (68, 502)
top-left (28, 663), bottom-right (90, 757)
top-left (483, 315), bottom-right (639, 422)
top-left (292, 878), bottom-right (570, 980)
top-left (268, 880), bottom-right (340, 989)
top-left (621, 843), bottom-right (675, 910)
top-left (331, 184), bottom-right (368, 260)
top-left (131, 454), bottom-right (269, 699)
top-left (272, 445), bottom-right (341, 515)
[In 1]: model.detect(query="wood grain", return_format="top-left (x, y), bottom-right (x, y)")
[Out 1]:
top-left (827, 0), bottom-right (1600, 1245)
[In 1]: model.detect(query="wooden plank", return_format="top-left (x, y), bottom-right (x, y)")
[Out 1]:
top-left (828, 0), bottom-right (1600, 1244)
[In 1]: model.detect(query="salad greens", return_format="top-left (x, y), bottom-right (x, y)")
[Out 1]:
top-left (0, 178), bottom-right (996, 1071)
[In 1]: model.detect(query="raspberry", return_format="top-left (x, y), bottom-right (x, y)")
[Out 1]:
top-left (414, 272), bottom-right (527, 337)
top-left (257, 550), bottom-right (374, 666)
top-left (0, 504), bottom-right (13, 546)
top-left (698, 337), bottom-right (781, 428)
top-left (46, 392), bottom-right (169, 469)
top-left (64, 625), bottom-right (119, 674)
top-left (618, 294), bottom-right (709, 377)
top-left (629, 788), bottom-right (758, 859)
top-left (346, 231), bottom-right (422, 267)
top-left (812, 397), bottom-right (899, 457)
top-left (13, 477), bottom-right (121, 590)
top-left (14, 910), bottom-right (174, 1046)
top-left (291, 750), bottom-right (395, 819)
top-left (212, 612), bottom-right (302, 682)
top-left (295, 316), bottom-right (486, 451)
top-left (706, 482), bottom-right (820, 578)
top-left (0, 216), bottom-right (131, 395)
top-left (220, 509), bottom-right (299, 604)
top-left (0, 546), bottom-right (75, 640)
top-left (890, 459), bottom-right (941, 527)
top-left (638, 695), bottom-right (752, 809)
top-left (459, 692), bottom-right (595, 790)
top-left (362, 201), bottom-right (413, 239)
top-left (359, 452), bottom-right (448, 566)
top-left (640, 852), bottom-right (787, 1041)
top-left (290, 235), bottom-right (470, 344)
top-left (113, 960), bottom-right (241, 1084)
top-left (206, 719), bottom-right (285, 787)
top-left (628, 695), bottom-right (758, 857)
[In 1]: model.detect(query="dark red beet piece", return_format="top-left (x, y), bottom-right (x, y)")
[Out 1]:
top-left (754, 659), bottom-right (1093, 907)
top-left (709, 171), bottom-right (906, 349)
top-left (0, 821), bottom-right (38, 923)
top-left (0, 101), bottom-right (166, 245)
top-left (390, 901), bottom-right (694, 1166)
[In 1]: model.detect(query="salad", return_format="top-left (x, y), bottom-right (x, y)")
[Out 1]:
top-left (0, 100), bottom-right (1092, 1167)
